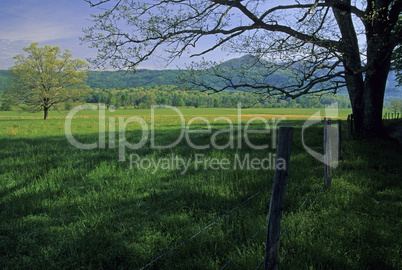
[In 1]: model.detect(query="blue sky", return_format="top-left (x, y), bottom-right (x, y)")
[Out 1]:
top-left (0, 0), bottom-right (237, 70)
top-left (0, 0), bottom-right (99, 69)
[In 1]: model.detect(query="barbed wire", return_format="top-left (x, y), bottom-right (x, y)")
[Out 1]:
top-left (281, 176), bottom-right (323, 238)
top-left (254, 178), bottom-right (325, 270)
top-left (288, 153), bottom-right (311, 175)
top-left (216, 152), bottom-right (320, 269)
top-left (255, 253), bottom-right (266, 270)
top-left (140, 183), bottom-right (272, 269)
top-left (285, 163), bottom-right (322, 206)
top-left (141, 144), bottom-right (327, 269)
top-left (220, 222), bottom-right (267, 270)
top-left (279, 184), bottom-right (325, 264)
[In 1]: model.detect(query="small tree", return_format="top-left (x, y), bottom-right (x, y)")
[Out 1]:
top-left (6, 43), bottom-right (89, 119)
top-left (120, 94), bottom-right (128, 108)
top-left (172, 96), bottom-right (185, 107)
top-left (0, 97), bottom-right (12, 111)
top-left (389, 99), bottom-right (401, 114)
top-left (213, 98), bottom-right (220, 108)
top-left (108, 93), bottom-right (117, 107)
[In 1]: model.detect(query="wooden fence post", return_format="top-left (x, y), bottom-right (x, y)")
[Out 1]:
top-left (346, 115), bottom-right (350, 142)
top-left (265, 126), bottom-right (294, 270)
top-left (324, 118), bottom-right (332, 188)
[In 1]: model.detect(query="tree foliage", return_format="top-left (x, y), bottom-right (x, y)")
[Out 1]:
top-left (0, 97), bottom-right (12, 111)
top-left (85, 85), bottom-right (351, 109)
top-left (5, 42), bottom-right (89, 119)
top-left (82, 0), bottom-right (402, 137)
top-left (389, 99), bottom-right (402, 113)
top-left (391, 15), bottom-right (402, 86)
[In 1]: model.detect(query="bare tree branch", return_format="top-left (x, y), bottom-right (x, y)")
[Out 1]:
top-left (82, 1), bottom-right (401, 136)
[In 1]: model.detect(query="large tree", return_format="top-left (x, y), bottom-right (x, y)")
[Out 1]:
top-left (392, 15), bottom-right (402, 85)
top-left (83, 0), bottom-right (401, 137)
top-left (6, 43), bottom-right (89, 119)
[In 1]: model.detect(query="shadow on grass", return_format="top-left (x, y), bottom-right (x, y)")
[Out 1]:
top-left (0, 123), bottom-right (284, 269)
top-left (279, 134), bottom-right (401, 270)
top-left (1, 120), bottom-right (400, 269)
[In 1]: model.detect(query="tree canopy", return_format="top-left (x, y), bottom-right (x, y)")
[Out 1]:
top-left (5, 42), bottom-right (89, 119)
top-left (83, 84), bottom-right (351, 109)
top-left (391, 15), bottom-right (402, 86)
top-left (389, 99), bottom-right (402, 113)
top-left (83, 0), bottom-right (402, 137)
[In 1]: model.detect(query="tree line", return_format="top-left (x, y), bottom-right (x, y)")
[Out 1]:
top-left (80, 85), bottom-right (351, 110)
top-left (0, 42), bottom-right (399, 121)
top-left (82, 0), bottom-right (402, 138)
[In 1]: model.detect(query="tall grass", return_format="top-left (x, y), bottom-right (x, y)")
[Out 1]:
top-left (0, 108), bottom-right (400, 269)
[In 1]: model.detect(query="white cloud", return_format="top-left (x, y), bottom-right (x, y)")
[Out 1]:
top-left (2, 23), bottom-right (77, 43)
top-left (0, 39), bottom-right (32, 69)
top-left (0, 0), bottom-right (94, 69)
top-left (0, 2), bottom-right (84, 42)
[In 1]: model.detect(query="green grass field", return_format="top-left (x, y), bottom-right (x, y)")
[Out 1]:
top-left (0, 107), bottom-right (401, 269)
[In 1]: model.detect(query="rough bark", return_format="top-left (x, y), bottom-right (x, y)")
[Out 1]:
top-left (331, 0), bottom-right (397, 137)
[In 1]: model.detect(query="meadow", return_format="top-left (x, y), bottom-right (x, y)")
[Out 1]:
top-left (0, 107), bottom-right (401, 269)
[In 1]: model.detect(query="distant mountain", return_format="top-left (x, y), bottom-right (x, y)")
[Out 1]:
top-left (213, 54), bottom-right (295, 88)
top-left (0, 69), bottom-right (182, 92)
top-left (86, 69), bottom-right (181, 89)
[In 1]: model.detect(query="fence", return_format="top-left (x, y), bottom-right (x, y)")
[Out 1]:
top-left (140, 119), bottom-right (341, 270)
top-left (347, 113), bottom-right (401, 140)
top-left (264, 119), bottom-right (338, 270)
top-left (383, 112), bottom-right (401, 120)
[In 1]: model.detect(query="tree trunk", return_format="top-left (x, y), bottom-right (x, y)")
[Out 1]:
top-left (331, 0), bottom-right (395, 139)
top-left (44, 106), bottom-right (49, 120)
top-left (347, 49), bottom-right (392, 138)
top-left (349, 84), bottom-right (385, 138)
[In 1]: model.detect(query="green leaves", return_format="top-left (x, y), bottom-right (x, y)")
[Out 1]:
top-left (6, 43), bottom-right (90, 119)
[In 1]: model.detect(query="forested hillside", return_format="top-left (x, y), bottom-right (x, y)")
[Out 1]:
top-left (86, 69), bottom-right (181, 89)
top-left (0, 59), bottom-right (399, 106)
